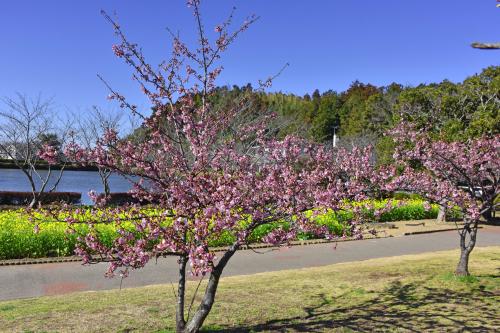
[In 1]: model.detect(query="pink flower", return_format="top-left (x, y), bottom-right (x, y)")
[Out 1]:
top-left (112, 44), bottom-right (125, 57)
top-left (38, 144), bottom-right (58, 165)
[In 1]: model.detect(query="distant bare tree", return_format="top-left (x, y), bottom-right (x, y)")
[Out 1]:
top-left (0, 93), bottom-right (70, 207)
top-left (71, 107), bottom-right (123, 196)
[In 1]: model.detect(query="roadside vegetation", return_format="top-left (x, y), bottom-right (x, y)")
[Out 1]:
top-left (0, 199), bottom-right (440, 260)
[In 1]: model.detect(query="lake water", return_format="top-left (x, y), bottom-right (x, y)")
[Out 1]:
top-left (0, 169), bottom-right (132, 204)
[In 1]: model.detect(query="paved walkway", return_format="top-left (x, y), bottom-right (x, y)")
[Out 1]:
top-left (1, 226), bottom-right (499, 301)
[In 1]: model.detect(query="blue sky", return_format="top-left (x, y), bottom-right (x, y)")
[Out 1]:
top-left (0, 0), bottom-right (498, 112)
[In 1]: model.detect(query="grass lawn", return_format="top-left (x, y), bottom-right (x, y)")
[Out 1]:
top-left (1, 247), bottom-right (499, 333)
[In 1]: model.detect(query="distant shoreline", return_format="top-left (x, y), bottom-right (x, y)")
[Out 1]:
top-left (0, 159), bottom-right (98, 172)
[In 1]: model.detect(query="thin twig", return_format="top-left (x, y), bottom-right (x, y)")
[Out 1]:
top-left (186, 274), bottom-right (205, 322)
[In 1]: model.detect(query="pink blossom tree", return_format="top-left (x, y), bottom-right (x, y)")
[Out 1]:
top-left (385, 123), bottom-right (499, 276)
top-left (44, 2), bottom-right (382, 332)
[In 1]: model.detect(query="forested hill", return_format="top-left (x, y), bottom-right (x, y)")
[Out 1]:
top-left (129, 66), bottom-right (498, 165)
top-left (205, 66), bottom-right (498, 164)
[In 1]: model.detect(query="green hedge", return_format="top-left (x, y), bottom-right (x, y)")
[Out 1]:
top-left (0, 200), bottom-right (439, 260)
top-left (380, 201), bottom-right (439, 221)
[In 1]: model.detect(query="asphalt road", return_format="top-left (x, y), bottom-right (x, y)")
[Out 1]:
top-left (1, 227), bottom-right (498, 301)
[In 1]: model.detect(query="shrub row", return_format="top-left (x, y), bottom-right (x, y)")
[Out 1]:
top-left (0, 200), bottom-right (439, 260)
top-left (0, 191), bottom-right (81, 206)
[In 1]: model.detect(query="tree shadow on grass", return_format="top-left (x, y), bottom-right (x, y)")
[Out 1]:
top-left (206, 278), bottom-right (500, 332)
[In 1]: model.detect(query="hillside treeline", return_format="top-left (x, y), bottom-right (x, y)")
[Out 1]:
top-left (207, 66), bottom-right (499, 164)
top-left (128, 66), bottom-right (498, 165)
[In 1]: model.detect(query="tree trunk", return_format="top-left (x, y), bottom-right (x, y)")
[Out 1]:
top-left (436, 204), bottom-right (446, 223)
top-left (29, 195), bottom-right (37, 208)
top-left (481, 208), bottom-right (493, 223)
top-left (29, 190), bottom-right (41, 208)
top-left (99, 168), bottom-right (111, 196)
top-left (176, 255), bottom-right (188, 333)
top-left (182, 267), bottom-right (222, 333)
top-left (456, 246), bottom-right (471, 276)
top-left (27, 171), bottom-right (39, 208)
top-left (455, 221), bottom-right (478, 276)
top-left (103, 178), bottom-right (111, 197)
top-left (182, 244), bottom-right (239, 333)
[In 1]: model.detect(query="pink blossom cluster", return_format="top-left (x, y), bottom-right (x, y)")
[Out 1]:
top-left (38, 144), bottom-right (59, 165)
